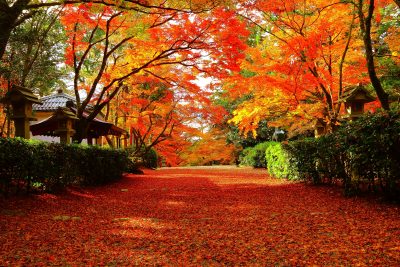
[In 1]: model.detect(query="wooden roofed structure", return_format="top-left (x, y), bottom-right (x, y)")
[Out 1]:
top-left (30, 89), bottom-right (128, 145)
top-left (339, 83), bottom-right (376, 120)
top-left (313, 84), bottom-right (376, 137)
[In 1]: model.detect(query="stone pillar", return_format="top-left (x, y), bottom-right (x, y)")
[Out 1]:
top-left (14, 118), bottom-right (31, 139)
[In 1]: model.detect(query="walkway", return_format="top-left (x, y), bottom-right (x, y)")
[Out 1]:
top-left (1, 167), bottom-right (399, 266)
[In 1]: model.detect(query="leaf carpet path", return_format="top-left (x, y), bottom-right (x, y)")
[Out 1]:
top-left (1, 166), bottom-right (400, 266)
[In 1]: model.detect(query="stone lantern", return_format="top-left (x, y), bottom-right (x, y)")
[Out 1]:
top-left (314, 119), bottom-right (326, 138)
top-left (0, 85), bottom-right (42, 139)
top-left (53, 108), bottom-right (78, 144)
top-left (341, 84), bottom-right (375, 120)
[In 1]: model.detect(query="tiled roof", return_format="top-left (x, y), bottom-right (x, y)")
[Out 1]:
top-left (30, 91), bottom-right (127, 137)
top-left (31, 106), bottom-right (127, 137)
top-left (33, 90), bottom-right (76, 111)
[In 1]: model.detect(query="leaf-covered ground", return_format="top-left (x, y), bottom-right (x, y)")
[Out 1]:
top-left (1, 166), bottom-right (400, 266)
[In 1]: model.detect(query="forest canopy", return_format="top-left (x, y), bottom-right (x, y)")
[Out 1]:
top-left (0, 0), bottom-right (399, 165)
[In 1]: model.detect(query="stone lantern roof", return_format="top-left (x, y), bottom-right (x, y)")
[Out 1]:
top-left (1, 85), bottom-right (42, 105)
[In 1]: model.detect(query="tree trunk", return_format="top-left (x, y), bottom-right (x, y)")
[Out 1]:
top-left (358, 0), bottom-right (390, 110)
top-left (362, 31), bottom-right (390, 110)
top-left (0, 0), bottom-right (30, 60)
top-left (0, 2), bottom-right (16, 60)
top-left (72, 118), bottom-right (89, 144)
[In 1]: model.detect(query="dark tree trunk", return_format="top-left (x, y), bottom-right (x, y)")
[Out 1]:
top-left (358, 0), bottom-right (390, 110)
top-left (0, 0), bottom-right (30, 60)
top-left (362, 33), bottom-right (390, 110)
top-left (72, 118), bottom-right (89, 144)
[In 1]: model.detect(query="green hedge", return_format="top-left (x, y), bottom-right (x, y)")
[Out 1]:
top-left (239, 141), bottom-right (272, 168)
top-left (282, 111), bottom-right (400, 199)
top-left (265, 142), bottom-right (292, 179)
top-left (142, 148), bottom-right (158, 169)
top-left (0, 138), bottom-right (128, 195)
top-left (125, 146), bottom-right (159, 169)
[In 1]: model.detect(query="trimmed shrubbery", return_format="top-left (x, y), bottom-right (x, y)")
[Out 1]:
top-left (125, 146), bottom-right (159, 169)
top-left (265, 142), bottom-right (292, 179)
top-left (142, 148), bottom-right (158, 169)
top-left (264, 111), bottom-right (400, 200)
top-left (0, 138), bottom-right (128, 195)
top-left (239, 141), bottom-right (272, 168)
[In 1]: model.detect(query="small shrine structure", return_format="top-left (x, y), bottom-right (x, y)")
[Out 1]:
top-left (314, 84), bottom-right (376, 137)
top-left (30, 89), bottom-right (127, 146)
top-left (340, 83), bottom-right (376, 120)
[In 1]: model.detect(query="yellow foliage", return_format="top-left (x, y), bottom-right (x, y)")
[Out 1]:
top-left (180, 128), bottom-right (237, 166)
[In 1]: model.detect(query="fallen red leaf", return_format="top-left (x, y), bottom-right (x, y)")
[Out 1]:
top-left (1, 166), bottom-right (399, 265)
